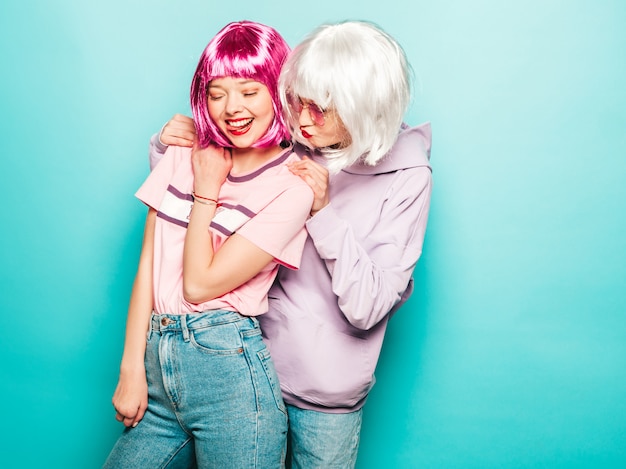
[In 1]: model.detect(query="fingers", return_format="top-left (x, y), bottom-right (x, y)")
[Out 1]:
top-left (160, 114), bottom-right (197, 147)
top-left (124, 401), bottom-right (147, 428)
top-left (115, 411), bottom-right (138, 428)
top-left (191, 144), bottom-right (232, 193)
top-left (171, 113), bottom-right (194, 125)
top-left (133, 401), bottom-right (148, 426)
top-left (287, 160), bottom-right (330, 214)
top-left (114, 408), bottom-right (138, 428)
top-left (112, 390), bottom-right (146, 428)
top-left (111, 372), bottom-right (149, 428)
top-left (114, 403), bottom-right (145, 428)
top-left (288, 157), bottom-right (328, 181)
top-left (164, 135), bottom-right (195, 147)
top-left (288, 160), bottom-right (328, 191)
top-left (161, 127), bottom-right (196, 147)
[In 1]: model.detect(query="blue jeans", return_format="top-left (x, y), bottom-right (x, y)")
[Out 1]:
top-left (104, 311), bottom-right (287, 469)
top-left (286, 405), bottom-right (362, 469)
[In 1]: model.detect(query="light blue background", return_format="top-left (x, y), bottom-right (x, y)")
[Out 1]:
top-left (1, 0), bottom-right (625, 467)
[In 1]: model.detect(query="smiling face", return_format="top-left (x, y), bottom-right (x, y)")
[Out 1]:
top-left (207, 77), bottom-right (276, 149)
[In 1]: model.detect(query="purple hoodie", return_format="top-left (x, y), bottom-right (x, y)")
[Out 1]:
top-left (263, 123), bottom-right (432, 412)
top-left (149, 123), bottom-right (432, 413)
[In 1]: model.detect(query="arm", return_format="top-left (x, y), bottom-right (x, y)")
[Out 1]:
top-left (293, 159), bottom-right (432, 330)
top-left (314, 168), bottom-right (432, 330)
top-left (182, 144), bottom-right (275, 303)
top-left (149, 114), bottom-right (196, 170)
top-left (111, 208), bottom-right (156, 427)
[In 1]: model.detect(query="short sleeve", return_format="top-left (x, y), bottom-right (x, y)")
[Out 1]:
top-left (136, 146), bottom-right (184, 209)
top-left (237, 183), bottom-right (313, 269)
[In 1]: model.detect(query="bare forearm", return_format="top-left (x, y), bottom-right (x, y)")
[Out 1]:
top-left (183, 202), bottom-right (218, 302)
top-left (112, 208), bottom-right (155, 428)
top-left (183, 223), bottom-right (275, 304)
top-left (120, 209), bottom-right (156, 371)
top-left (120, 289), bottom-right (152, 374)
top-left (183, 143), bottom-right (233, 302)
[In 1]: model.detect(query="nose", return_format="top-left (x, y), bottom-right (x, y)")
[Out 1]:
top-left (298, 107), bottom-right (314, 126)
top-left (225, 94), bottom-right (244, 115)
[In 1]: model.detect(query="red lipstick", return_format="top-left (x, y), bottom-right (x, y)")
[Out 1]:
top-left (227, 118), bottom-right (253, 135)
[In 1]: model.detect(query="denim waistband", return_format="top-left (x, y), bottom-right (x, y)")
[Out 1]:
top-left (150, 310), bottom-right (251, 334)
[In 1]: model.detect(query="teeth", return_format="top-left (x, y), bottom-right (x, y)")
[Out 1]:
top-left (228, 118), bottom-right (253, 128)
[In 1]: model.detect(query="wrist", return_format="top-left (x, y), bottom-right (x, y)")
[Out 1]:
top-left (192, 188), bottom-right (220, 200)
top-left (310, 201), bottom-right (329, 218)
top-left (192, 191), bottom-right (220, 208)
top-left (119, 361), bottom-right (145, 376)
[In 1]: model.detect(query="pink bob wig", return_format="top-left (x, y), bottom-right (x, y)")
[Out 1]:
top-left (190, 21), bottom-right (291, 148)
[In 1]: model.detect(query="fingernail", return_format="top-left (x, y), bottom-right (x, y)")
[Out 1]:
top-left (132, 422), bottom-right (139, 428)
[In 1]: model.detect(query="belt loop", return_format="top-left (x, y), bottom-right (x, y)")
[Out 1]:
top-left (181, 314), bottom-right (190, 342)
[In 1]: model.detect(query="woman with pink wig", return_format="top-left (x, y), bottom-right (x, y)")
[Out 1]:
top-left (104, 21), bottom-right (313, 468)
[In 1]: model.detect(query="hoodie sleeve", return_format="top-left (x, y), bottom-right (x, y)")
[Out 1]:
top-left (305, 147), bottom-right (432, 330)
top-left (149, 133), bottom-right (168, 171)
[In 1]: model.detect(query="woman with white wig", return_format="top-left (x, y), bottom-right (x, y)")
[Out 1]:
top-left (150, 20), bottom-right (433, 468)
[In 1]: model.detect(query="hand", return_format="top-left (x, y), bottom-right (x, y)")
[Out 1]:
top-left (191, 143), bottom-right (233, 199)
top-left (287, 156), bottom-right (330, 216)
top-left (160, 114), bottom-right (196, 147)
top-left (112, 369), bottom-right (148, 428)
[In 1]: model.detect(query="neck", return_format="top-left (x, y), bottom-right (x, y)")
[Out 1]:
top-left (230, 144), bottom-right (285, 174)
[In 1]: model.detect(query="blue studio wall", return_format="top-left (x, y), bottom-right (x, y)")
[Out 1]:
top-left (1, 0), bottom-right (624, 467)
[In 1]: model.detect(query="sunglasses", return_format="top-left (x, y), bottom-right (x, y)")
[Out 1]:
top-left (286, 92), bottom-right (326, 126)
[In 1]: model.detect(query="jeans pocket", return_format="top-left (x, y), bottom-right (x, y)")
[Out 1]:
top-left (189, 323), bottom-right (245, 355)
top-left (257, 347), bottom-right (287, 416)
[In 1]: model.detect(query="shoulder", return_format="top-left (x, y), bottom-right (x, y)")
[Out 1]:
top-left (391, 122), bottom-right (431, 166)
top-left (277, 166), bottom-right (314, 204)
top-left (270, 151), bottom-right (314, 196)
top-left (343, 122), bottom-right (432, 175)
top-left (155, 145), bottom-right (192, 172)
top-left (241, 150), bottom-right (313, 206)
